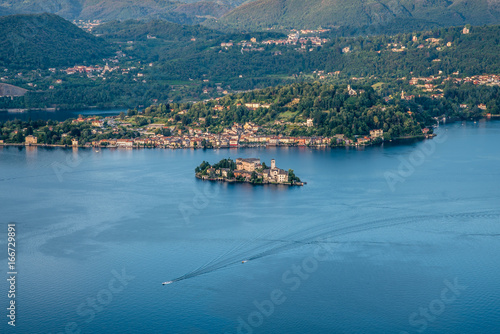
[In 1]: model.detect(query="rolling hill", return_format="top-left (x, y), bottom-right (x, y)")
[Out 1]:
top-left (0, 0), bottom-right (255, 23)
top-left (74, 0), bottom-right (230, 23)
top-left (173, 1), bottom-right (232, 18)
top-left (214, 0), bottom-right (500, 30)
top-left (0, 13), bottom-right (113, 69)
top-left (93, 18), bottom-right (224, 41)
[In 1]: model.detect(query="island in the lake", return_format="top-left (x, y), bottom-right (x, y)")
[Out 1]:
top-left (195, 158), bottom-right (305, 186)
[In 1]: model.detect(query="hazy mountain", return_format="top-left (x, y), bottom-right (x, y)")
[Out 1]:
top-left (214, 0), bottom-right (500, 30)
top-left (0, 13), bottom-right (112, 69)
top-left (173, 1), bottom-right (232, 18)
top-left (0, 0), bottom-right (247, 23)
top-left (179, 0), bottom-right (255, 5)
top-left (93, 18), bottom-right (223, 40)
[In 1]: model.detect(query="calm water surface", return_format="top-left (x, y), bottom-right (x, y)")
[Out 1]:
top-left (0, 120), bottom-right (499, 333)
top-left (0, 109), bottom-right (124, 122)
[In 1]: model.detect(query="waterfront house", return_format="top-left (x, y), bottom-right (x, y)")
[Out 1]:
top-left (25, 135), bottom-right (37, 145)
top-left (370, 129), bottom-right (384, 138)
top-left (357, 137), bottom-right (371, 145)
top-left (117, 139), bottom-right (133, 148)
top-left (268, 137), bottom-right (279, 146)
top-left (134, 139), bottom-right (146, 146)
top-left (296, 137), bottom-right (307, 146)
top-left (236, 158), bottom-right (261, 172)
top-left (229, 136), bottom-right (239, 147)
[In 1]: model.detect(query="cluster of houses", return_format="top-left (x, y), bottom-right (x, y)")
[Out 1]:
top-left (221, 30), bottom-right (330, 51)
top-left (452, 74), bottom-right (500, 86)
top-left (47, 115), bottom-right (387, 149)
top-left (409, 76), bottom-right (442, 86)
top-left (17, 114), bottom-right (437, 149)
top-left (81, 119), bottom-right (387, 149)
top-left (410, 74), bottom-right (500, 88)
top-left (64, 65), bottom-right (107, 75)
top-left (63, 63), bottom-right (136, 76)
top-left (200, 158), bottom-right (296, 185)
top-left (406, 73), bottom-right (499, 101)
top-left (385, 27), bottom-right (472, 53)
top-left (72, 20), bottom-right (102, 32)
top-left (262, 34), bottom-right (329, 47)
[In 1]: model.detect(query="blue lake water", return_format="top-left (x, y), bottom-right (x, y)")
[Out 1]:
top-left (0, 108), bottom-right (124, 122)
top-left (0, 120), bottom-right (499, 333)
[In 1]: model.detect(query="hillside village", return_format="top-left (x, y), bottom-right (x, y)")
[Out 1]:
top-left (1, 23), bottom-right (499, 111)
top-left (7, 81), bottom-right (423, 148)
top-left (11, 115), bottom-right (393, 149)
top-left (221, 29), bottom-right (330, 53)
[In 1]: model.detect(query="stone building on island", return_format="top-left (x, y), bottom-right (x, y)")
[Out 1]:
top-left (235, 158), bottom-right (289, 183)
top-left (197, 157), bottom-right (303, 185)
top-left (236, 158), bottom-right (261, 171)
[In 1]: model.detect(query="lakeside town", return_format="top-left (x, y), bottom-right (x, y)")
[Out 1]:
top-left (195, 158), bottom-right (304, 186)
top-left (1, 111), bottom-right (434, 149)
top-left (2, 79), bottom-right (448, 150)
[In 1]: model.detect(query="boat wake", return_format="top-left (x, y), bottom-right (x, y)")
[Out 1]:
top-left (162, 210), bottom-right (500, 285)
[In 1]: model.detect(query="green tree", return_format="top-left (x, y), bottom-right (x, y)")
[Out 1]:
top-left (288, 169), bottom-right (301, 183)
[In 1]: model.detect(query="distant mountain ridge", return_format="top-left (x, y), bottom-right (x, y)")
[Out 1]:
top-left (0, 0), bottom-right (257, 23)
top-left (93, 18), bottom-right (223, 40)
top-left (214, 0), bottom-right (500, 30)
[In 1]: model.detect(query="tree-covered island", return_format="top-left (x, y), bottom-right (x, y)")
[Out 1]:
top-left (195, 158), bottom-right (304, 186)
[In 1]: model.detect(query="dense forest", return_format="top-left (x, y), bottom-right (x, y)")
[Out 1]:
top-left (92, 23), bottom-right (500, 92)
top-left (93, 19), bottom-right (225, 41)
top-left (134, 81), bottom-right (498, 138)
top-left (150, 25), bottom-right (500, 82)
top-left (213, 0), bottom-right (500, 31)
top-left (0, 0), bottom-right (238, 24)
top-left (1, 15), bottom-right (499, 113)
top-left (178, 82), bottom-right (428, 138)
top-left (0, 80), bottom-right (172, 110)
top-left (0, 13), bottom-right (112, 69)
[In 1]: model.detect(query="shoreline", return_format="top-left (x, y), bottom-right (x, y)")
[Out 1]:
top-left (0, 106), bottom-right (128, 113)
top-left (0, 108), bottom-right (58, 113)
top-left (0, 134), bottom-right (434, 150)
top-left (195, 174), bottom-right (305, 186)
top-left (0, 133), bottom-right (438, 150)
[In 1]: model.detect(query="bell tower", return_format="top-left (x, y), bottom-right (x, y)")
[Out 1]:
top-left (271, 159), bottom-right (276, 169)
